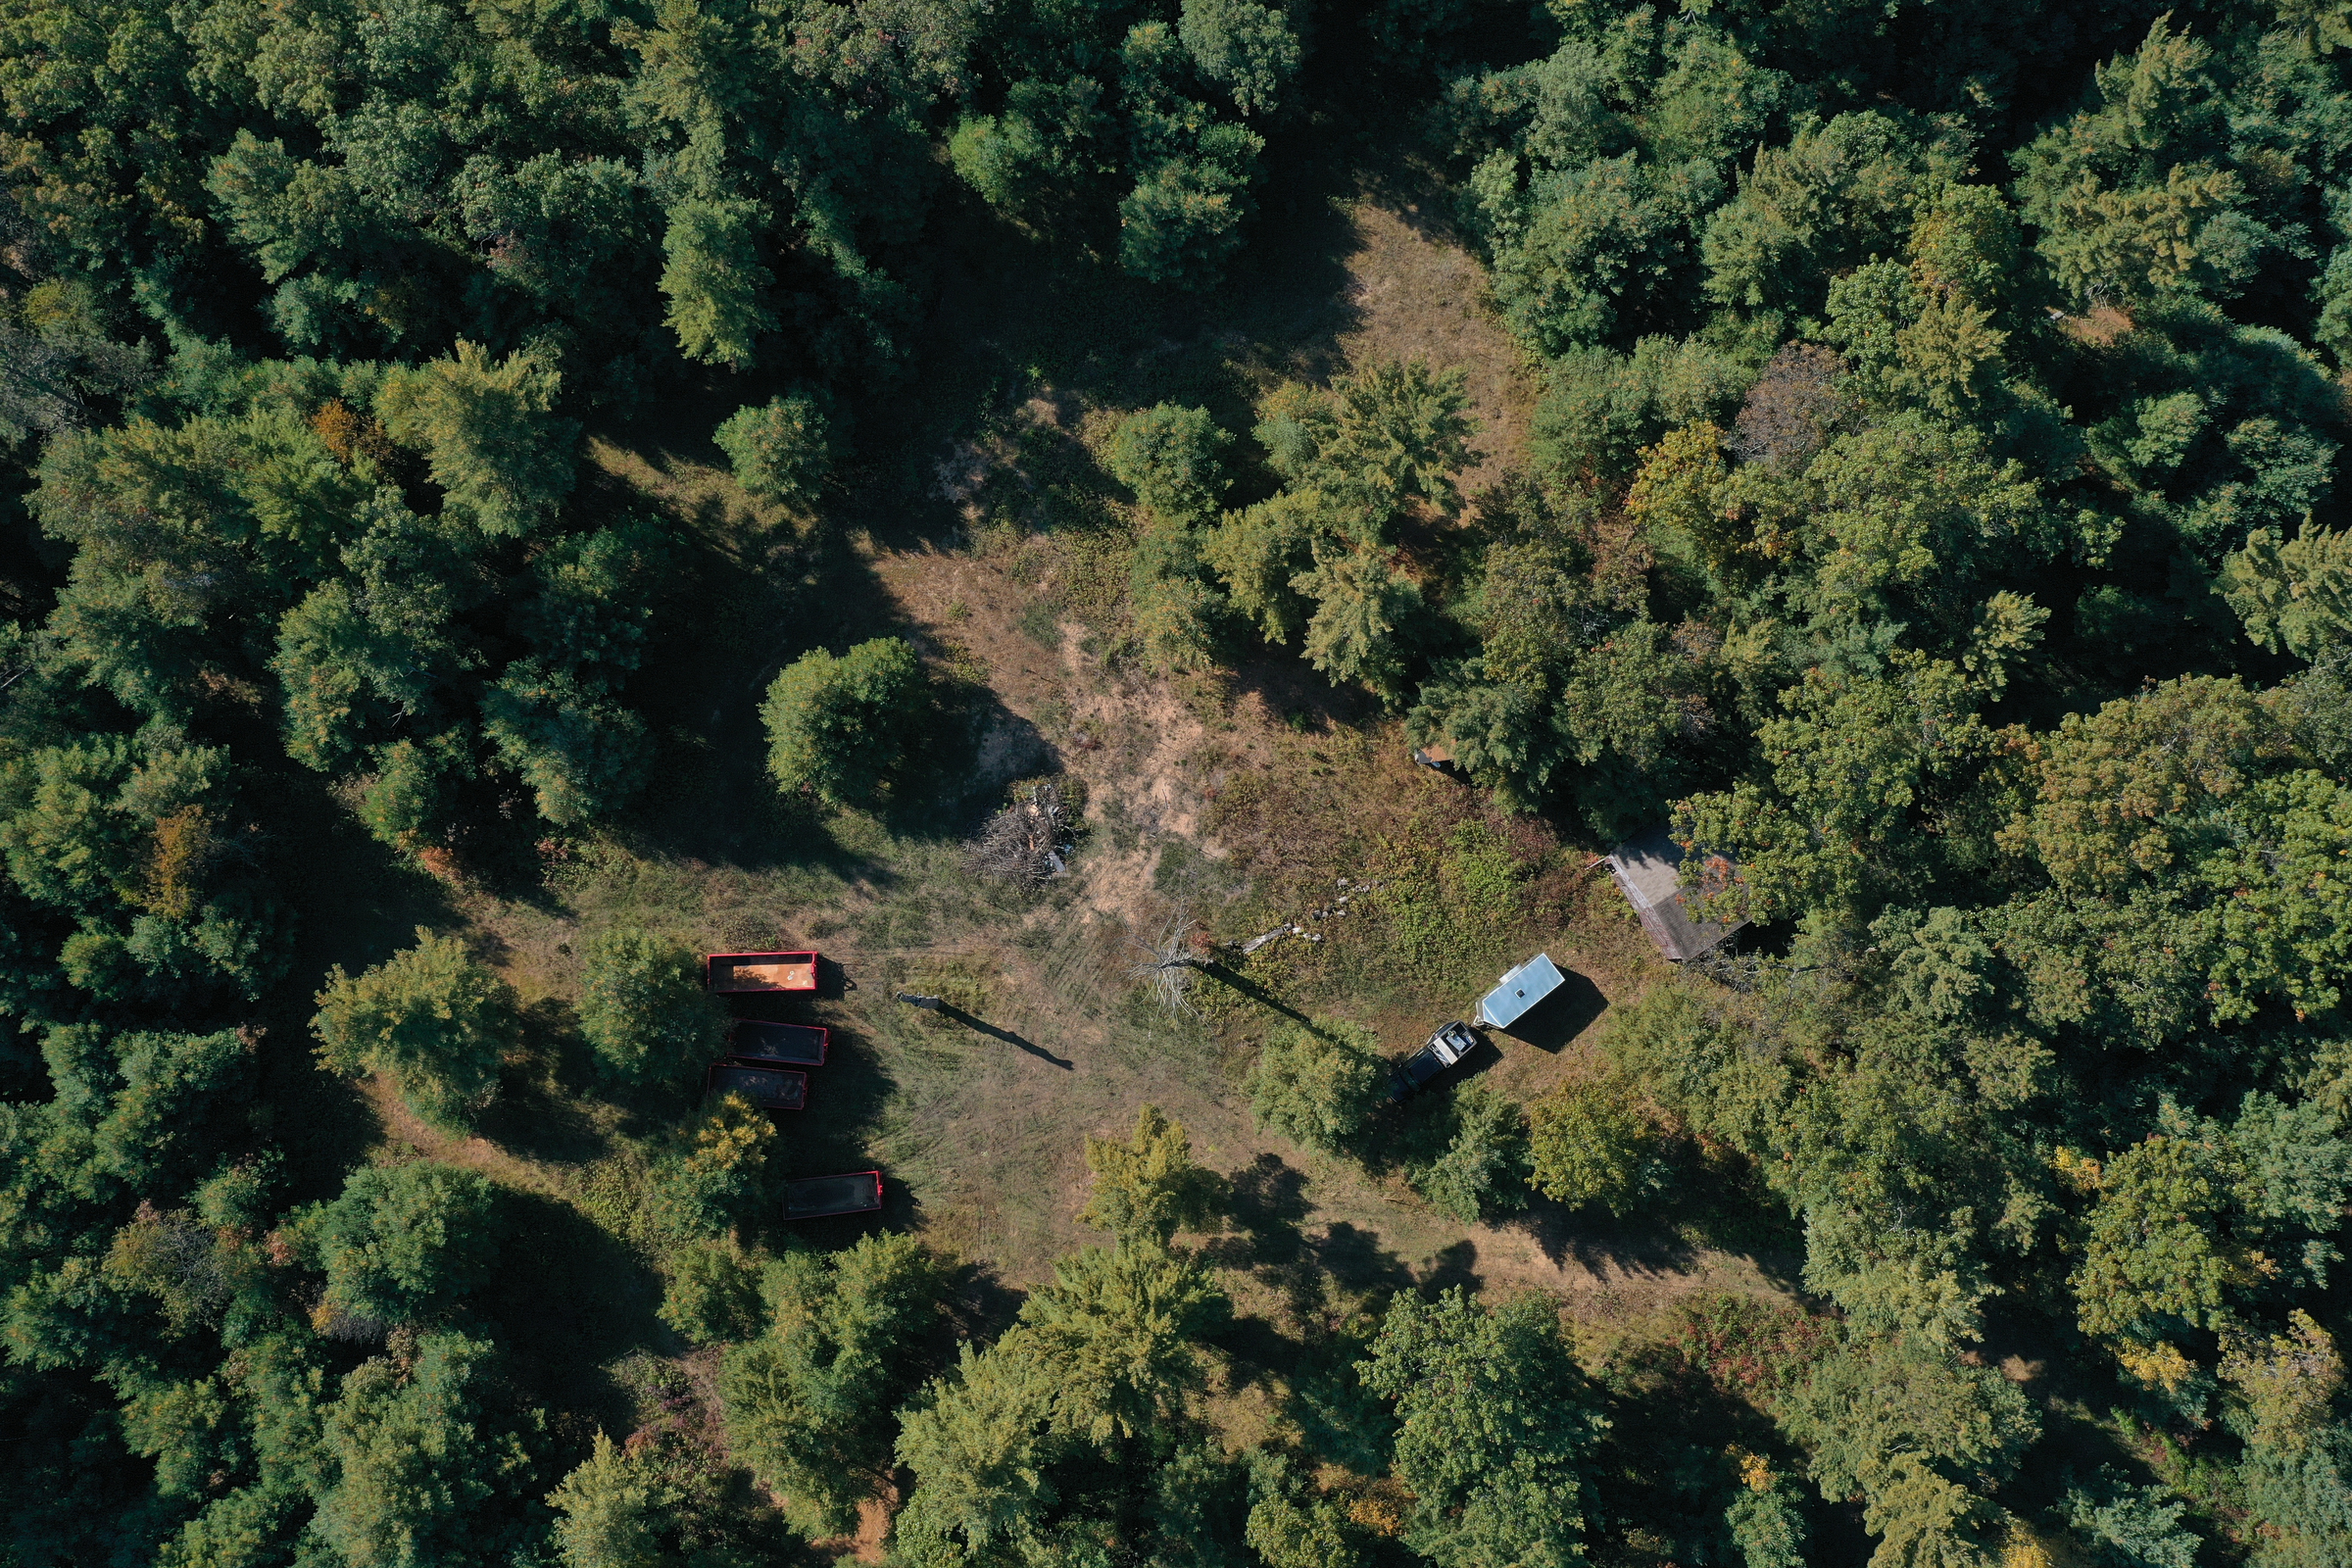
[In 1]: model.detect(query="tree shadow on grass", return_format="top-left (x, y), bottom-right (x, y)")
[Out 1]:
top-left (1200, 1153), bottom-right (1313, 1271)
top-left (265, 768), bottom-right (462, 983)
top-left (1213, 1309), bottom-right (1322, 1396)
top-left (483, 1188), bottom-right (666, 1432)
top-left (1202, 1154), bottom-right (1324, 1388)
top-left (480, 1002), bottom-right (611, 1167)
top-left (594, 466), bottom-right (950, 873)
top-left (1664, 1208), bottom-right (1807, 1298)
top-left (1500, 1194), bottom-right (1708, 1282)
top-left (1216, 647), bottom-right (1380, 738)
top-left (1415, 1239), bottom-right (1481, 1296)
top-left (1196, 960), bottom-right (1314, 1026)
top-left (944, 1257), bottom-right (1027, 1347)
top-left (776, 1019), bottom-right (899, 1177)
top-left (1314, 1221), bottom-right (1416, 1297)
top-left (1204, 1152), bottom-right (1418, 1297)
top-left (251, 1029), bottom-right (382, 1210)
top-left (251, 768), bottom-right (463, 1202)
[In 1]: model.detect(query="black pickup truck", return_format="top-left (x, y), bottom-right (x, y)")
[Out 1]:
top-left (1391, 1021), bottom-right (1478, 1100)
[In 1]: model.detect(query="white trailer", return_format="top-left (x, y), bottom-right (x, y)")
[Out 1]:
top-left (1478, 953), bottom-right (1565, 1029)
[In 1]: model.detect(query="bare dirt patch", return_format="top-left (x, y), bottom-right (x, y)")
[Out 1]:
top-left (1055, 629), bottom-right (1216, 843)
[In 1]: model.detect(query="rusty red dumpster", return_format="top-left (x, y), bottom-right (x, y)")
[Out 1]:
top-left (706, 951), bottom-right (819, 994)
top-left (784, 1170), bottom-right (883, 1219)
top-left (706, 1061), bottom-right (808, 1110)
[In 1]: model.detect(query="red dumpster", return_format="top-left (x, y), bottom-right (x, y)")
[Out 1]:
top-left (784, 1170), bottom-right (883, 1219)
top-left (706, 951), bottom-right (819, 994)
top-left (706, 1061), bottom-right (808, 1111)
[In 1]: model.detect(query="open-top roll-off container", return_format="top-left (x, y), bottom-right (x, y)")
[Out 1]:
top-left (706, 952), bottom-right (820, 994)
top-left (706, 1061), bottom-right (808, 1110)
top-left (727, 1019), bottom-right (829, 1067)
top-left (784, 1171), bottom-right (884, 1219)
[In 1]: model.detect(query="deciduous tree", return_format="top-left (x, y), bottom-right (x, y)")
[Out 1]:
top-left (576, 929), bottom-right (721, 1086)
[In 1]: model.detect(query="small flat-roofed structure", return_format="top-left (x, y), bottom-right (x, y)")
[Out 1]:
top-left (728, 1019), bottom-right (828, 1067)
top-left (1605, 826), bottom-right (1744, 962)
top-left (1411, 739), bottom-right (1467, 779)
top-left (707, 951), bottom-right (818, 993)
top-left (784, 1170), bottom-right (884, 1219)
top-left (706, 1062), bottom-right (808, 1110)
top-left (1478, 953), bottom-right (1566, 1030)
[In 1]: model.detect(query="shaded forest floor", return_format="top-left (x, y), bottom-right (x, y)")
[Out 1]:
top-left (295, 157), bottom-right (1814, 1537)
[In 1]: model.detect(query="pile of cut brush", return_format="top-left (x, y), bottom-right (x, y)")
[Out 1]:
top-left (968, 779), bottom-right (1078, 884)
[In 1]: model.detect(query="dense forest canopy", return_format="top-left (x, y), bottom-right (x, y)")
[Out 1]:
top-left (3, 0), bottom-right (2352, 1565)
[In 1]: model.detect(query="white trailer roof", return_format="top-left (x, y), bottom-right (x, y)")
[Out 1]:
top-left (1479, 952), bottom-right (1566, 1029)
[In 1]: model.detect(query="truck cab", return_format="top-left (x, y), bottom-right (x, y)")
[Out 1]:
top-left (1392, 1020), bottom-right (1479, 1100)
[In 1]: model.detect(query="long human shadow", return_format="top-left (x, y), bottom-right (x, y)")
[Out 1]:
top-left (1195, 961), bottom-right (1313, 1025)
top-left (933, 1004), bottom-right (1073, 1069)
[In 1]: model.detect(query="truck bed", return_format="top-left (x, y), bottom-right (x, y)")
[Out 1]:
top-left (707, 951), bottom-right (819, 993)
top-left (728, 1019), bottom-right (828, 1067)
top-left (706, 1062), bottom-right (808, 1110)
top-left (784, 1171), bottom-right (884, 1219)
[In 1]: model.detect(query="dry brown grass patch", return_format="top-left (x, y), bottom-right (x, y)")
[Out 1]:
top-left (1335, 204), bottom-right (1539, 496)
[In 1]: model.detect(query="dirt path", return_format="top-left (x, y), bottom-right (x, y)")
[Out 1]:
top-left (357, 1073), bottom-right (567, 1196)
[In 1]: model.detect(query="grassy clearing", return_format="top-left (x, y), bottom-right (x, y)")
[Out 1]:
top-left (306, 163), bottom-right (1801, 1484)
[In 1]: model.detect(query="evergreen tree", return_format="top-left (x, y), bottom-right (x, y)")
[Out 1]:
top-left (312, 928), bottom-right (518, 1131)
top-left (721, 1233), bottom-right (949, 1535)
top-left (576, 929), bottom-right (722, 1086)
top-left (378, 343), bottom-right (578, 539)
top-left (1080, 1103), bottom-right (1225, 1246)
top-left (1244, 1020), bottom-right (1387, 1157)
top-left (313, 1330), bottom-right (540, 1568)
top-left (1362, 1289), bottom-right (1607, 1568)
top-left (759, 637), bottom-right (925, 808)
top-left (289, 1163), bottom-right (506, 1330)
top-left (1526, 1075), bottom-right (1671, 1216)
top-left (715, 395), bottom-right (835, 513)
